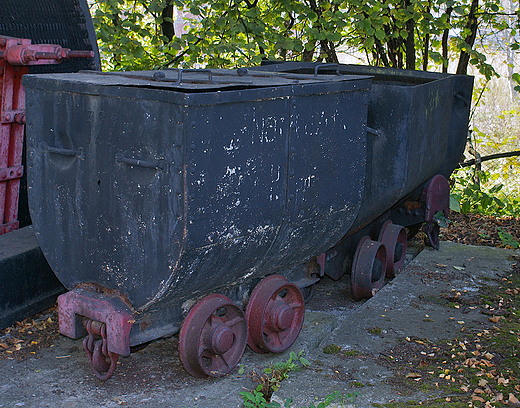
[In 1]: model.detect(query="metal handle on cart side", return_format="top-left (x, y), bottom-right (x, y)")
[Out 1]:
top-left (169, 69), bottom-right (213, 84)
top-left (116, 153), bottom-right (166, 171)
top-left (454, 92), bottom-right (470, 107)
top-left (46, 145), bottom-right (81, 157)
top-left (366, 127), bottom-right (381, 137)
top-left (314, 64), bottom-right (340, 77)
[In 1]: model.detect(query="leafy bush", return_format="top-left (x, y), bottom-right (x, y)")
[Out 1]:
top-left (450, 168), bottom-right (520, 218)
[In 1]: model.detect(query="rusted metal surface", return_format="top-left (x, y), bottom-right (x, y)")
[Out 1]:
top-left (0, 36), bottom-right (27, 236)
top-left (0, 36), bottom-right (94, 237)
top-left (83, 319), bottom-right (120, 381)
top-left (378, 221), bottom-right (407, 278)
top-left (351, 236), bottom-right (387, 301)
top-left (179, 294), bottom-right (247, 378)
top-left (422, 174), bottom-right (450, 223)
top-left (421, 174), bottom-right (450, 250)
top-left (2, 43), bottom-right (93, 66)
top-left (246, 275), bottom-right (304, 354)
top-left (58, 289), bottom-right (135, 357)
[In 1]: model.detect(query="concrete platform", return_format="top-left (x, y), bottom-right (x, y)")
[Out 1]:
top-left (0, 241), bottom-right (517, 407)
top-left (0, 226), bottom-right (65, 330)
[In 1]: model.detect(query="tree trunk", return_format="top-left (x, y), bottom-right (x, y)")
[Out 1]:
top-left (161, 3), bottom-right (175, 42)
top-left (422, 3), bottom-right (431, 70)
top-left (441, 6), bottom-right (452, 73)
top-left (404, 0), bottom-right (415, 70)
top-left (456, 0), bottom-right (479, 75)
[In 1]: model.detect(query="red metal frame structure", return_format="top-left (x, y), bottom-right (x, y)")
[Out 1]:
top-left (0, 35), bottom-right (93, 235)
top-left (0, 36), bottom-right (27, 234)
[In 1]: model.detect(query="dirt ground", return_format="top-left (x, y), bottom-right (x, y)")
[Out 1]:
top-left (440, 212), bottom-right (520, 249)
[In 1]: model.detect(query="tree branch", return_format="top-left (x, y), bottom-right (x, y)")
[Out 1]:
top-left (461, 150), bottom-right (520, 167)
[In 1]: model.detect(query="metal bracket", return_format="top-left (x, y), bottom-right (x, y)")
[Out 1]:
top-left (421, 174), bottom-right (450, 223)
top-left (1, 110), bottom-right (25, 124)
top-left (58, 288), bottom-right (135, 357)
top-left (0, 165), bottom-right (23, 181)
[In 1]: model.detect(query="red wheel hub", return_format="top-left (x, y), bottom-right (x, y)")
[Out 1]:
top-left (179, 294), bottom-right (247, 378)
top-left (351, 236), bottom-right (387, 300)
top-left (246, 275), bottom-right (305, 354)
top-left (378, 221), bottom-right (407, 278)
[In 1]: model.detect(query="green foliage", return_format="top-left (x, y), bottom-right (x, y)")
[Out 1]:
top-left (89, 0), bottom-right (518, 77)
top-left (497, 227), bottom-right (520, 248)
top-left (450, 168), bottom-right (520, 217)
top-left (241, 386), bottom-right (291, 408)
top-left (322, 344), bottom-right (341, 354)
top-left (239, 351), bottom-right (359, 407)
top-left (303, 390), bottom-right (361, 408)
top-left (240, 351), bottom-right (309, 407)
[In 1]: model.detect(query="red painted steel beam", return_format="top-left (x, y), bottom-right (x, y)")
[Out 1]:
top-left (0, 36), bottom-right (28, 235)
top-left (0, 36), bottom-right (94, 236)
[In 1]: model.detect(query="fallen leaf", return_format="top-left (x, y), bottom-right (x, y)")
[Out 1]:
top-left (496, 393), bottom-right (504, 401)
top-left (498, 377), bottom-right (509, 386)
top-left (454, 266), bottom-right (465, 270)
top-left (479, 379), bottom-right (488, 387)
top-left (489, 316), bottom-right (501, 323)
top-left (474, 388), bottom-right (485, 394)
top-left (406, 373), bottom-right (421, 378)
top-left (510, 393), bottom-right (519, 404)
top-left (472, 395), bottom-right (485, 402)
top-left (461, 385), bottom-right (469, 392)
top-left (484, 352), bottom-right (494, 360)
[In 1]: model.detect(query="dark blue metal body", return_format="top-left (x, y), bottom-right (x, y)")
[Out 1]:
top-left (23, 69), bottom-right (371, 344)
top-left (252, 62), bottom-right (473, 278)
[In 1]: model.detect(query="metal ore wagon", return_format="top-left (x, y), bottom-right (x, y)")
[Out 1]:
top-left (22, 64), bottom-right (473, 380)
top-left (251, 62), bottom-right (473, 298)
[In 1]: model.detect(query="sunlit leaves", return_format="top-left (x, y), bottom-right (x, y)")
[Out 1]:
top-left (90, 0), bottom-right (517, 78)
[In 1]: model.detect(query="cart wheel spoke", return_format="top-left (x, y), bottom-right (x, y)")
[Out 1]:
top-left (180, 294), bottom-right (248, 378)
top-left (246, 275), bottom-right (305, 354)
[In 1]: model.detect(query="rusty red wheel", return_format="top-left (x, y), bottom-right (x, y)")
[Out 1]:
top-left (179, 294), bottom-right (247, 378)
top-left (246, 275), bottom-right (305, 354)
top-left (351, 236), bottom-right (387, 301)
top-left (378, 221), bottom-right (407, 279)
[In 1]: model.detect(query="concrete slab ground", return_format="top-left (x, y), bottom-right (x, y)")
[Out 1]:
top-left (0, 241), bottom-right (517, 408)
